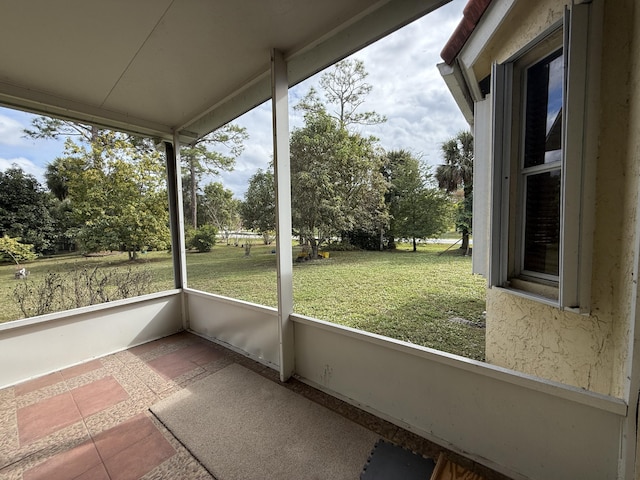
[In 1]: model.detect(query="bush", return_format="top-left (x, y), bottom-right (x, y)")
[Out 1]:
top-left (189, 225), bottom-right (217, 252)
top-left (340, 229), bottom-right (382, 251)
top-left (325, 240), bottom-right (359, 251)
top-left (0, 235), bottom-right (38, 264)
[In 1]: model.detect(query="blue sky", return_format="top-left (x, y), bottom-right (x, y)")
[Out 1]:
top-left (0, 0), bottom-right (468, 198)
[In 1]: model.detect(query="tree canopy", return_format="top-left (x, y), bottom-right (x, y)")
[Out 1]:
top-left (64, 136), bottom-right (170, 258)
top-left (240, 169), bottom-right (276, 244)
top-left (295, 58), bottom-right (386, 130)
top-left (0, 166), bottom-right (54, 254)
top-left (0, 235), bottom-right (37, 265)
top-left (385, 150), bottom-right (452, 251)
top-left (181, 124), bottom-right (248, 228)
top-left (201, 182), bottom-right (241, 245)
top-left (23, 117), bottom-right (171, 258)
top-left (290, 111), bottom-right (386, 256)
top-left (289, 59), bottom-right (388, 256)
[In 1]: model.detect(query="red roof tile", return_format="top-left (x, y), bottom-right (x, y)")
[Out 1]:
top-left (440, 0), bottom-right (493, 65)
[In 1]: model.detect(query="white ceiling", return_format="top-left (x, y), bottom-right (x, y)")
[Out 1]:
top-left (0, 0), bottom-right (449, 143)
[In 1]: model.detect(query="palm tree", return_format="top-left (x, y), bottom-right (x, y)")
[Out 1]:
top-left (435, 131), bottom-right (474, 254)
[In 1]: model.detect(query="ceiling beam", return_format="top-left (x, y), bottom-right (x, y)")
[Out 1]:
top-left (0, 81), bottom-right (176, 142)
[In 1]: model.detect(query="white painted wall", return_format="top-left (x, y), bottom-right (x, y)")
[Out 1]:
top-left (0, 290), bottom-right (183, 388)
top-left (185, 288), bottom-right (280, 368)
top-left (1, 289), bottom-right (628, 479)
top-left (181, 292), bottom-right (627, 478)
top-left (292, 314), bottom-right (626, 480)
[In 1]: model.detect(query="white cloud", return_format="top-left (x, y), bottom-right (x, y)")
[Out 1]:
top-left (0, 157), bottom-right (46, 180)
top-left (0, 113), bottom-right (27, 147)
top-left (216, 1), bottom-right (468, 198)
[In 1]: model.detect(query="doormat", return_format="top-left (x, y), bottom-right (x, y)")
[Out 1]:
top-left (361, 440), bottom-right (436, 480)
top-left (151, 363), bottom-right (379, 480)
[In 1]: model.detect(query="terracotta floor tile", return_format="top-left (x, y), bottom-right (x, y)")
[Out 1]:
top-left (17, 392), bottom-right (81, 445)
top-left (71, 376), bottom-right (129, 417)
top-left (14, 372), bottom-right (64, 396)
top-left (75, 463), bottom-right (111, 480)
top-left (180, 343), bottom-right (224, 366)
top-left (93, 413), bottom-right (157, 460)
top-left (103, 426), bottom-right (175, 480)
top-left (147, 352), bottom-right (199, 379)
top-left (22, 440), bottom-right (102, 480)
top-left (60, 360), bottom-right (103, 381)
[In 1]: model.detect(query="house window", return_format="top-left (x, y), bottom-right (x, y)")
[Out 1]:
top-left (489, 3), bottom-right (594, 311)
top-left (520, 49), bottom-right (563, 281)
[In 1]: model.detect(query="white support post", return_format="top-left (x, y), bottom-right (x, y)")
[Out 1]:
top-left (271, 49), bottom-right (295, 381)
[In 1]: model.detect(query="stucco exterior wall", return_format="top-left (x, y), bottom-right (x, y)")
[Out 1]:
top-left (471, 0), bottom-right (563, 83)
top-left (486, 289), bottom-right (615, 394)
top-left (482, 0), bottom-right (636, 398)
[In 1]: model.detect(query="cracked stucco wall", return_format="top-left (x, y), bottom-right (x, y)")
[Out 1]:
top-left (482, 0), bottom-right (637, 398)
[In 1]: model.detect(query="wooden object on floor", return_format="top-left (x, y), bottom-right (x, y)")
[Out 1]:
top-left (431, 453), bottom-right (486, 480)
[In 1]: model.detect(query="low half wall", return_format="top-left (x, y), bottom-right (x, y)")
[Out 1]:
top-left (0, 290), bottom-right (183, 389)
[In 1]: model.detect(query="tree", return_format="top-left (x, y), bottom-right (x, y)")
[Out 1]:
top-left (25, 116), bottom-right (171, 258)
top-left (290, 112), bottom-right (386, 258)
top-left (63, 135), bottom-right (171, 259)
top-left (385, 151), bottom-right (452, 251)
top-left (435, 131), bottom-right (474, 253)
top-left (44, 156), bottom-right (87, 252)
top-left (25, 116), bottom-right (100, 144)
top-left (240, 169), bottom-right (276, 244)
top-left (181, 124), bottom-right (248, 229)
top-left (0, 166), bottom-right (55, 254)
top-left (189, 225), bottom-right (217, 252)
top-left (0, 235), bottom-right (37, 265)
top-left (47, 196), bottom-right (76, 252)
top-left (291, 59), bottom-right (388, 256)
top-left (201, 182), bottom-right (240, 245)
top-left (44, 157), bottom-right (74, 201)
top-left (296, 58), bottom-right (386, 130)
top-left (25, 117), bottom-right (117, 168)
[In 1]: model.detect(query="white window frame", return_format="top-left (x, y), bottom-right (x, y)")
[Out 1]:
top-left (489, 2), bottom-right (595, 312)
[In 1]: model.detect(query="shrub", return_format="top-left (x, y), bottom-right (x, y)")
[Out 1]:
top-left (13, 265), bottom-right (152, 318)
top-left (0, 235), bottom-right (38, 264)
top-left (189, 225), bottom-right (217, 252)
top-left (341, 229), bottom-right (383, 251)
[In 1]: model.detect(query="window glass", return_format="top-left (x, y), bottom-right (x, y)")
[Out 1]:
top-left (523, 169), bottom-right (561, 275)
top-left (523, 50), bottom-right (564, 168)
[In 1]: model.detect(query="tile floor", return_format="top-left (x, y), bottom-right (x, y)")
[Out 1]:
top-left (0, 332), bottom-right (510, 480)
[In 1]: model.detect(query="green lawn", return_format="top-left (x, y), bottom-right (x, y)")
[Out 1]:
top-left (0, 242), bottom-right (487, 360)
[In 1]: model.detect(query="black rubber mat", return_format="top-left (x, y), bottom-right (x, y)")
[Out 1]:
top-left (360, 439), bottom-right (436, 479)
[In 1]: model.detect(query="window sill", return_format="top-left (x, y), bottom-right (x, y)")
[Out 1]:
top-left (496, 275), bottom-right (560, 308)
top-left (508, 277), bottom-right (559, 300)
top-left (492, 282), bottom-right (589, 315)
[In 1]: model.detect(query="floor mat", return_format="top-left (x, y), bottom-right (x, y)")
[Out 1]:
top-left (151, 363), bottom-right (379, 480)
top-left (361, 439), bottom-right (436, 480)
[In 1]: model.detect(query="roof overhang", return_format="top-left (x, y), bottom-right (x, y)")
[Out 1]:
top-left (437, 0), bottom-right (517, 123)
top-left (0, 0), bottom-right (450, 145)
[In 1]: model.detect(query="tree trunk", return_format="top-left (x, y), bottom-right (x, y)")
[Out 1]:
top-left (412, 237), bottom-right (417, 252)
top-left (310, 238), bottom-right (319, 259)
top-left (461, 230), bottom-right (470, 255)
top-left (190, 160), bottom-right (198, 229)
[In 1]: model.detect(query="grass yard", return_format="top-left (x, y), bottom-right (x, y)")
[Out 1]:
top-left (0, 242), bottom-right (487, 360)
